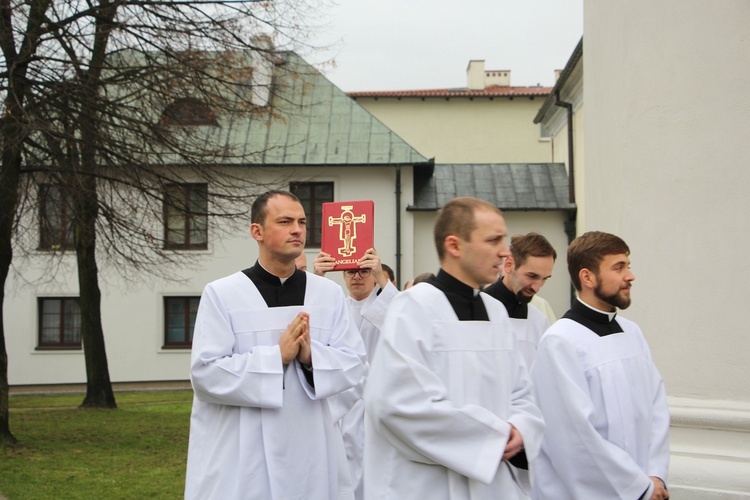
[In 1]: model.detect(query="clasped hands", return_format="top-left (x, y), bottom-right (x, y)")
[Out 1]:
top-left (279, 312), bottom-right (311, 366)
top-left (503, 423), bottom-right (524, 461)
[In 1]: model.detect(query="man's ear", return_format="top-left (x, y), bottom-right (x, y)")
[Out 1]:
top-left (503, 256), bottom-right (515, 275)
top-left (579, 268), bottom-right (596, 290)
top-left (250, 222), bottom-right (263, 242)
top-left (444, 235), bottom-right (461, 258)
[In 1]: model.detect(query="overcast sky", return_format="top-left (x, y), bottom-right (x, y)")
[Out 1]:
top-left (304, 0), bottom-right (583, 92)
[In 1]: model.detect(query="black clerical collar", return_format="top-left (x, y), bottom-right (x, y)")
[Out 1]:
top-left (427, 269), bottom-right (489, 321)
top-left (242, 260), bottom-right (306, 307)
top-left (562, 297), bottom-right (624, 337)
top-left (484, 278), bottom-right (528, 319)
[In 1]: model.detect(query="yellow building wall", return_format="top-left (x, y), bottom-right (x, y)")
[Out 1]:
top-left (354, 97), bottom-right (551, 164)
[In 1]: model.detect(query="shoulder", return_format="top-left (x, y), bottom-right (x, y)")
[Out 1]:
top-left (305, 272), bottom-right (346, 297)
top-left (527, 302), bottom-right (549, 324)
top-left (204, 271), bottom-right (249, 293)
top-left (614, 314), bottom-right (641, 332)
top-left (540, 317), bottom-right (589, 344)
top-left (389, 282), bottom-right (440, 309)
top-left (482, 281), bottom-right (502, 300)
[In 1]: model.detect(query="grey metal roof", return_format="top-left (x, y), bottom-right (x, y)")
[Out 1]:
top-left (228, 52), bottom-right (429, 166)
top-left (409, 163), bottom-right (575, 211)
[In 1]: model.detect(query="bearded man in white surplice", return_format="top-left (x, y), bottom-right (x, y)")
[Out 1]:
top-left (530, 231), bottom-right (670, 500)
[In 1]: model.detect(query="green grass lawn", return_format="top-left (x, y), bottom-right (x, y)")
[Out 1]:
top-left (1, 390), bottom-right (193, 499)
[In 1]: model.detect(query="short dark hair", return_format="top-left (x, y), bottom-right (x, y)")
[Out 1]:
top-left (510, 232), bottom-right (557, 268)
top-left (433, 197), bottom-right (502, 260)
top-left (412, 272), bottom-right (435, 285)
top-left (567, 231), bottom-right (630, 291)
top-left (251, 190), bottom-right (300, 225)
top-left (381, 264), bottom-right (395, 284)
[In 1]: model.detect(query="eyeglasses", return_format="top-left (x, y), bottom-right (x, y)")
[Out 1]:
top-left (344, 269), bottom-right (371, 278)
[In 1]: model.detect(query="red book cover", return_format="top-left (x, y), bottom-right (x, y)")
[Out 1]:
top-left (321, 200), bottom-right (375, 271)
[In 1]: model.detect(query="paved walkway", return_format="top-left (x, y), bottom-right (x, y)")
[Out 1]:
top-left (9, 380), bottom-right (192, 396)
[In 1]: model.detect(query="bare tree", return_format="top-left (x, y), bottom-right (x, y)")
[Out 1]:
top-left (1, 0), bottom-right (54, 446)
top-left (1, 0), bottom-right (325, 440)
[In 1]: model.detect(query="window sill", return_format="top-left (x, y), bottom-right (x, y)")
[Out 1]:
top-left (35, 346), bottom-right (82, 351)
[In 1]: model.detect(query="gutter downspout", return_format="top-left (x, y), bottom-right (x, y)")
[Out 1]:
top-left (554, 90), bottom-right (578, 307)
top-left (554, 89), bottom-right (575, 206)
top-left (395, 165), bottom-right (402, 287)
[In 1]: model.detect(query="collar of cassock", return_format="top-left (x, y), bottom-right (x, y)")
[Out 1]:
top-left (484, 278), bottom-right (528, 319)
top-left (562, 297), bottom-right (624, 337)
top-left (242, 260), bottom-right (306, 307)
top-left (427, 270), bottom-right (489, 321)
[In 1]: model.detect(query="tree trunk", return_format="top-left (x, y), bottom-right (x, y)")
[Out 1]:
top-left (74, 0), bottom-right (119, 410)
top-left (0, 90), bottom-right (24, 447)
top-left (0, 120), bottom-right (22, 446)
top-left (0, 174), bottom-right (19, 443)
top-left (74, 171), bottom-right (116, 409)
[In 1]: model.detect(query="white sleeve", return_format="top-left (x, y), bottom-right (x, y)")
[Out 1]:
top-left (190, 283), bottom-right (285, 408)
top-left (360, 281), bottom-right (399, 331)
top-left (644, 341), bottom-right (670, 483)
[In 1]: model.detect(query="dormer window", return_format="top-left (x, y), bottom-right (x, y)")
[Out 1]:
top-left (160, 98), bottom-right (218, 126)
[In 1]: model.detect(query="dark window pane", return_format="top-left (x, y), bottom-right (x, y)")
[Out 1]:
top-left (164, 184), bottom-right (208, 249)
top-left (289, 182), bottom-right (333, 247)
top-left (160, 98), bottom-right (218, 127)
top-left (38, 298), bottom-right (82, 349)
top-left (39, 184), bottom-right (74, 251)
top-left (164, 297), bottom-right (200, 347)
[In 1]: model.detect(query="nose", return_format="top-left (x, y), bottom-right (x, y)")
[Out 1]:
top-left (625, 269), bottom-right (635, 282)
top-left (498, 241), bottom-right (510, 259)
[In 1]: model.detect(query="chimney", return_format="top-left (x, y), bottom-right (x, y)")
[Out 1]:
top-left (554, 69), bottom-right (563, 81)
top-left (484, 69), bottom-right (510, 87)
top-left (467, 60), bottom-right (485, 90)
top-left (251, 35), bottom-right (274, 106)
top-left (467, 60), bottom-right (511, 89)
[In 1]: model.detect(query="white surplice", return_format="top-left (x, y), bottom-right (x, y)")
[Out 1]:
top-left (530, 294), bottom-right (556, 325)
top-left (185, 271), bottom-right (366, 500)
top-left (338, 281), bottom-right (399, 500)
top-left (530, 316), bottom-right (670, 499)
top-left (364, 283), bottom-right (545, 500)
top-left (510, 304), bottom-right (550, 369)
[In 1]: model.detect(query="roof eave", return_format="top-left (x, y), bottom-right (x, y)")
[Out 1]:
top-left (534, 37), bottom-right (584, 124)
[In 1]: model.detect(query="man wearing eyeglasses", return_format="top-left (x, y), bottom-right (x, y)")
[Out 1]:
top-left (314, 247), bottom-right (399, 500)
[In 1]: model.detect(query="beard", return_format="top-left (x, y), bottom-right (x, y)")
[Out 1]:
top-left (594, 282), bottom-right (631, 310)
top-left (515, 289), bottom-right (533, 305)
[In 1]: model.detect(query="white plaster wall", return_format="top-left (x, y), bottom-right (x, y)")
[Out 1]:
top-left (6, 165), bottom-right (406, 386)
top-left (584, 0), bottom-right (750, 402)
top-left (584, 0), bottom-right (750, 495)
